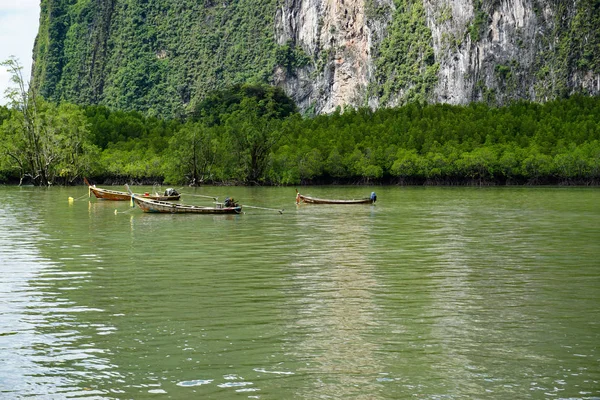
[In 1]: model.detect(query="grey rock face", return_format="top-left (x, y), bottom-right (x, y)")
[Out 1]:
top-left (275, 0), bottom-right (599, 113)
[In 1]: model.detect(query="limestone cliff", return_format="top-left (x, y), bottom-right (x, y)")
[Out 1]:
top-left (275, 0), bottom-right (600, 112)
top-left (32, 0), bottom-right (599, 117)
top-left (274, 0), bottom-right (382, 113)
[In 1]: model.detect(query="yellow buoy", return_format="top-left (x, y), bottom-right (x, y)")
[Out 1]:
top-left (68, 197), bottom-right (74, 204)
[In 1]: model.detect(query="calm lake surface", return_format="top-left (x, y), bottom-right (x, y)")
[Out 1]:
top-left (0, 185), bottom-right (598, 399)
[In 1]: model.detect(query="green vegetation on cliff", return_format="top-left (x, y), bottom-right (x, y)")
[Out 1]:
top-left (373, 0), bottom-right (439, 106)
top-left (533, 0), bottom-right (600, 100)
top-left (31, 0), bottom-right (599, 117)
top-left (34, 0), bottom-right (281, 118)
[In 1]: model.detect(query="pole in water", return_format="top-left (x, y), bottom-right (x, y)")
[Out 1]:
top-left (68, 197), bottom-right (74, 204)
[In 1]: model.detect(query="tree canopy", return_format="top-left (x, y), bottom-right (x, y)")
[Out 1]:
top-left (1, 72), bottom-right (599, 186)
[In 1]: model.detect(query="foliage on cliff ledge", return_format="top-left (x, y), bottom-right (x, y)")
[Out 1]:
top-left (534, 0), bottom-right (600, 100)
top-left (31, 0), bottom-right (599, 118)
top-left (33, 0), bottom-right (280, 119)
top-left (373, 0), bottom-right (439, 106)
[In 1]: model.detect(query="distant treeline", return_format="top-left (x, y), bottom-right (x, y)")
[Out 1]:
top-left (1, 82), bottom-right (599, 186)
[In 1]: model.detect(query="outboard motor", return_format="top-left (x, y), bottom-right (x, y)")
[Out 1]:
top-left (370, 192), bottom-right (377, 203)
top-left (164, 188), bottom-right (179, 196)
top-left (224, 197), bottom-right (237, 207)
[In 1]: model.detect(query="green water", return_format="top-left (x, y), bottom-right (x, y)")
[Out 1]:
top-left (1, 185), bottom-right (599, 399)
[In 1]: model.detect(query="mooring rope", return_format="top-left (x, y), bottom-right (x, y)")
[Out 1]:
top-left (241, 205), bottom-right (284, 214)
top-left (68, 193), bottom-right (90, 202)
top-left (114, 206), bottom-right (137, 215)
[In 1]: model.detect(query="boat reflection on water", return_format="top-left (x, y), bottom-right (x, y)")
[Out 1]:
top-left (285, 205), bottom-right (383, 397)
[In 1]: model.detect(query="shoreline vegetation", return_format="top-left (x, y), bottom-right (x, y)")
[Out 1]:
top-left (1, 65), bottom-right (599, 186)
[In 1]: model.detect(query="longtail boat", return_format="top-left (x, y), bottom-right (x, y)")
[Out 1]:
top-left (131, 194), bottom-right (242, 214)
top-left (295, 189), bottom-right (376, 205)
top-left (84, 178), bottom-right (180, 201)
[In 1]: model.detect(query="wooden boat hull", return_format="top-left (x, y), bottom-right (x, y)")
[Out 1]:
top-left (84, 178), bottom-right (180, 201)
top-left (132, 196), bottom-right (242, 214)
top-left (296, 191), bottom-right (376, 205)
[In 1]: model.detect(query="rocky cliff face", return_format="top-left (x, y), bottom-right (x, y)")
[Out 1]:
top-left (275, 0), bottom-right (599, 113)
top-left (274, 0), bottom-right (386, 113)
top-left (32, 0), bottom-right (599, 117)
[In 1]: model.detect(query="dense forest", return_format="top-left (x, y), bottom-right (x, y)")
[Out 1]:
top-left (1, 61), bottom-right (598, 186)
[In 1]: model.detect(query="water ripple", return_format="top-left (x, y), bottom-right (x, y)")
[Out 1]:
top-left (1, 187), bottom-right (599, 399)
